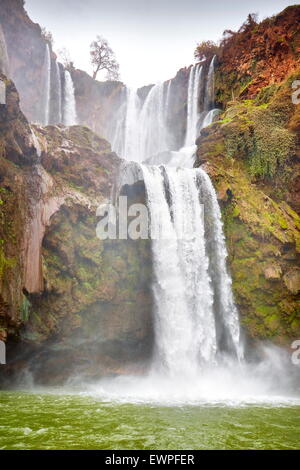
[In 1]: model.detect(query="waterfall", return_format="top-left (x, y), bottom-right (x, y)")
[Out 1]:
top-left (202, 108), bottom-right (220, 128)
top-left (0, 24), bottom-right (9, 76)
top-left (43, 44), bottom-right (51, 126)
top-left (111, 83), bottom-right (171, 162)
top-left (136, 164), bottom-right (241, 376)
top-left (115, 54), bottom-right (243, 379)
top-left (123, 87), bottom-right (141, 161)
top-left (185, 64), bottom-right (203, 146)
top-left (30, 127), bottom-right (42, 160)
top-left (63, 70), bottom-right (77, 126)
top-left (164, 80), bottom-right (172, 122)
top-left (88, 57), bottom-right (300, 406)
top-left (55, 61), bottom-right (62, 123)
top-left (196, 169), bottom-right (242, 359)
top-left (138, 82), bottom-right (169, 160)
top-left (110, 86), bottom-right (127, 158)
top-left (204, 55), bottom-right (216, 111)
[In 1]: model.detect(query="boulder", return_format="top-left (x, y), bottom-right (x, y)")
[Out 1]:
top-left (283, 269), bottom-right (300, 295)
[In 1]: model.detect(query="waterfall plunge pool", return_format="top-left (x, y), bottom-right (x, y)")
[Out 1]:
top-left (0, 390), bottom-right (299, 450)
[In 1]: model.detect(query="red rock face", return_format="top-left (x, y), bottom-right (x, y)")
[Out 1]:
top-left (216, 6), bottom-right (300, 101)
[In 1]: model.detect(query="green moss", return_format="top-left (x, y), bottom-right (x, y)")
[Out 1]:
top-left (255, 84), bottom-right (279, 105)
top-left (0, 242), bottom-right (15, 279)
top-left (256, 305), bottom-right (278, 318)
top-left (265, 314), bottom-right (281, 331)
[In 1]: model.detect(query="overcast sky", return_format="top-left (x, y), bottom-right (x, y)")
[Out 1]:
top-left (25, 0), bottom-right (294, 88)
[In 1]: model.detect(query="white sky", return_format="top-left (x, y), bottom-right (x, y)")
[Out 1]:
top-left (24, 0), bottom-right (295, 88)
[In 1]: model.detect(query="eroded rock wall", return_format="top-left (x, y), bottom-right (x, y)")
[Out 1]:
top-left (0, 75), bottom-right (153, 385)
top-left (196, 68), bottom-right (300, 345)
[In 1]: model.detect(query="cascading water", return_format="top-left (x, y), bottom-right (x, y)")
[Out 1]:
top-left (138, 82), bottom-right (169, 160)
top-left (30, 127), bottom-right (42, 160)
top-left (0, 24), bottom-right (10, 76)
top-left (123, 87), bottom-right (141, 161)
top-left (204, 55), bottom-right (216, 111)
top-left (137, 164), bottom-right (242, 378)
top-left (110, 58), bottom-right (214, 166)
top-left (166, 62), bottom-right (205, 168)
top-left (63, 70), bottom-right (77, 126)
top-left (109, 86), bottom-right (127, 158)
top-left (55, 60), bottom-right (63, 123)
top-left (111, 80), bottom-right (173, 163)
top-left (43, 44), bottom-right (51, 126)
top-left (112, 58), bottom-right (243, 381)
top-left (164, 79), bottom-right (172, 122)
top-left (185, 64), bottom-right (203, 146)
top-left (87, 57), bottom-right (299, 404)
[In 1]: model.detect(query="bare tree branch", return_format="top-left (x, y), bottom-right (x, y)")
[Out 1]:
top-left (90, 35), bottom-right (120, 81)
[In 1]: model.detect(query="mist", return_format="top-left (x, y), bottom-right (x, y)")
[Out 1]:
top-left (24, 0), bottom-right (294, 87)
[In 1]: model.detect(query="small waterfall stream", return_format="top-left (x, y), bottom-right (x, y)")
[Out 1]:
top-left (185, 64), bottom-right (203, 146)
top-left (43, 44), bottom-right (51, 126)
top-left (124, 87), bottom-right (141, 161)
top-left (138, 82), bottom-right (170, 160)
top-left (0, 23), bottom-right (10, 76)
top-left (55, 60), bottom-right (63, 124)
top-left (63, 70), bottom-right (77, 126)
top-left (41, 50), bottom-right (73, 126)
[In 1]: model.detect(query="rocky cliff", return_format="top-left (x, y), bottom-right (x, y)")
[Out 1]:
top-left (0, 0), bottom-right (124, 135)
top-left (196, 5), bottom-right (300, 345)
top-left (0, 74), bottom-right (153, 385)
top-left (0, 0), bottom-right (191, 144)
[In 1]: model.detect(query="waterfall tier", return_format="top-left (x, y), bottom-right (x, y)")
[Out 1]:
top-left (63, 70), bottom-right (77, 126)
top-left (116, 55), bottom-right (243, 376)
top-left (111, 56), bottom-right (219, 168)
top-left (120, 163), bottom-right (243, 376)
top-left (43, 44), bottom-right (51, 126)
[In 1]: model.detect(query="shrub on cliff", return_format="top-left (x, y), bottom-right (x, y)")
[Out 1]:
top-left (249, 107), bottom-right (296, 179)
top-left (194, 40), bottom-right (220, 62)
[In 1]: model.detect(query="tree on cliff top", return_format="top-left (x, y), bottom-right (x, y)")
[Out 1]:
top-left (57, 47), bottom-right (74, 70)
top-left (195, 13), bottom-right (258, 62)
top-left (90, 36), bottom-right (120, 81)
top-left (41, 27), bottom-right (53, 47)
top-left (194, 40), bottom-right (219, 62)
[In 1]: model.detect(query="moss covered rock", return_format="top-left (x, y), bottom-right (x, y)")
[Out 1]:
top-left (196, 69), bottom-right (300, 345)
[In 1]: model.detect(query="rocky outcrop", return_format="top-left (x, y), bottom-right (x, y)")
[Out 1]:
top-left (214, 5), bottom-right (300, 105)
top-left (0, 0), bottom-right (125, 133)
top-left (195, 63), bottom-right (300, 345)
top-left (0, 75), bottom-right (153, 385)
top-left (0, 73), bottom-right (39, 344)
top-left (0, 0), bottom-right (51, 123)
top-left (283, 268), bottom-right (300, 295)
top-left (194, 7), bottom-right (300, 346)
top-left (72, 68), bottom-right (124, 138)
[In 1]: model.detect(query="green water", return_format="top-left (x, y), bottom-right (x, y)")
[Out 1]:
top-left (0, 391), bottom-right (299, 450)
